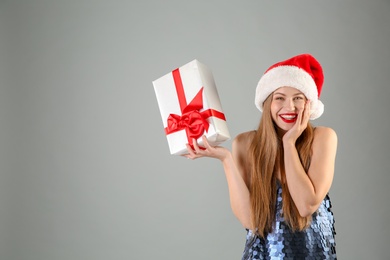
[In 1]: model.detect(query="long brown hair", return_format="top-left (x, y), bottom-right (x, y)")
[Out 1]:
top-left (248, 95), bottom-right (314, 238)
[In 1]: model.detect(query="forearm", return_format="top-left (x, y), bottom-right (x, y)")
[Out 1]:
top-left (283, 142), bottom-right (318, 216)
top-left (221, 152), bottom-right (252, 228)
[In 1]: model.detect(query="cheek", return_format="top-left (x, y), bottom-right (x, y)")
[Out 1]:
top-left (270, 102), bottom-right (280, 111)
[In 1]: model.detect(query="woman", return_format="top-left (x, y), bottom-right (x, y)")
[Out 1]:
top-left (185, 54), bottom-right (337, 259)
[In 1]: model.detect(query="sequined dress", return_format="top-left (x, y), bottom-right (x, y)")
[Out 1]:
top-left (242, 182), bottom-right (336, 259)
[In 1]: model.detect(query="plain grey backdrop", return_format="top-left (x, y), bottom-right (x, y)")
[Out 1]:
top-left (1, 1), bottom-right (389, 259)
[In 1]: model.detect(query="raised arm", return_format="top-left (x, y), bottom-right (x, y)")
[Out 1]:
top-left (283, 126), bottom-right (337, 217)
top-left (185, 134), bottom-right (252, 229)
top-left (280, 100), bottom-right (338, 217)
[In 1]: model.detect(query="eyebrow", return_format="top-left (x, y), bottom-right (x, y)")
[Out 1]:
top-left (273, 92), bottom-right (305, 96)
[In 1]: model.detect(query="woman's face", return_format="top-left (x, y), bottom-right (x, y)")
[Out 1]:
top-left (270, 86), bottom-right (307, 131)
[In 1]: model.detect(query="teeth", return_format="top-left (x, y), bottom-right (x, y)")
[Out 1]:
top-left (281, 115), bottom-right (296, 119)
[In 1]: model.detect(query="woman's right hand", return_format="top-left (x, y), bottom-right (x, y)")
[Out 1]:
top-left (183, 135), bottom-right (230, 162)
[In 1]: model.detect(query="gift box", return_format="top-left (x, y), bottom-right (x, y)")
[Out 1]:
top-left (153, 59), bottom-right (230, 155)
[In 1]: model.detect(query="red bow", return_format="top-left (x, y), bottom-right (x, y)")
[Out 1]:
top-left (165, 87), bottom-right (209, 146)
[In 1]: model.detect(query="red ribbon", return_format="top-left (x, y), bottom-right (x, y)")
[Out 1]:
top-left (164, 68), bottom-right (226, 147)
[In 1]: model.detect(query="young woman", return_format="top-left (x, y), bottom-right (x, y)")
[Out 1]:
top-left (185, 54), bottom-right (337, 259)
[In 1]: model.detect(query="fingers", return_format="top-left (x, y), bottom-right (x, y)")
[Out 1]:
top-left (302, 100), bottom-right (311, 125)
top-left (184, 144), bottom-right (197, 160)
top-left (186, 143), bottom-right (196, 155)
top-left (184, 136), bottom-right (212, 160)
top-left (283, 101), bottom-right (311, 144)
top-left (202, 135), bottom-right (212, 149)
top-left (184, 137), bottom-right (206, 160)
top-left (297, 100), bottom-right (310, 125)
top-left (192, 138), bottom-right (203, 154)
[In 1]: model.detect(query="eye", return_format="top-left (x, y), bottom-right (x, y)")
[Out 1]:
top-left (274, 96), bottom-right (284, 100)
top-left (294, 96), bottom-right (304, 100)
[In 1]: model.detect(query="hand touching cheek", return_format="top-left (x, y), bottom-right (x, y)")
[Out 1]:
top-left (283, 100), bottom-right (311, 144)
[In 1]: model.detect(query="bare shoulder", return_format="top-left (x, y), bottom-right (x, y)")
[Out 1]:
top-left (312, 126), bottom-right (338, 154)
top-left (313, 126), bottom-right (337, 143)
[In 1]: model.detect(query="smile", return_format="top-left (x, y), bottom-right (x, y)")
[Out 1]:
top-left (279, 114), bottom-right (297, 123)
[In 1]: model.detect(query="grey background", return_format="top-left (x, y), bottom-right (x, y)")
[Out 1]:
top-left (1, 1), bottom-right (389, 259)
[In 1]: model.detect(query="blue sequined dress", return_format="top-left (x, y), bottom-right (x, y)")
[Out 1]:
top-left (242, 182), bottom-right (336, 259)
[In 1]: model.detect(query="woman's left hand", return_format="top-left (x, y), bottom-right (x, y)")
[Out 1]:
top-left (283, 100), bottom-right (311, 144)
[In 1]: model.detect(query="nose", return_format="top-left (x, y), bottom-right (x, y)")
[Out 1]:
top-left (285, 99), bottom-right (295, 111)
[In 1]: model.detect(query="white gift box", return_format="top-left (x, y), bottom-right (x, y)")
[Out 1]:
top-left (153, 59), bottom-right (230, 155)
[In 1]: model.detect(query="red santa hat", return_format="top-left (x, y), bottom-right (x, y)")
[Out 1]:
top-left (255, 53), bottom-right (325, 120)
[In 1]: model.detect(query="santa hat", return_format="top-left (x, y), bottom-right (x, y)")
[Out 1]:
top-left (255, 53), bottom-right (324, 120)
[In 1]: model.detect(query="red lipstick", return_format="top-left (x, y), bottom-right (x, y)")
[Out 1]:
top-left (279, 113), bottom-right (297, 123)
